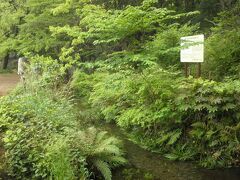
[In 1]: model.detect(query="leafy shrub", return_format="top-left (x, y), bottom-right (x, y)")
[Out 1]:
top-left (0, 85), bottom-right (126, 179)
top-left (144, 24), bottom-right (198, 68)
top-left (71, 70), bottom-right (107, 99)
top-left (72, 67), bottom-right (240, 168)
top-left (0, 88), bottom-right (76, 179)
top-left (203, 3), bottom-right (240, 80)
top-left (45, 136), bottom-right (76, 180)
top-left (70, 127), bottom-right (127, 180)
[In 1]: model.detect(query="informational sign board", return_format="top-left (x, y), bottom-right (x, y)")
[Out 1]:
top-left (180, 34), bottom-right (204, 63)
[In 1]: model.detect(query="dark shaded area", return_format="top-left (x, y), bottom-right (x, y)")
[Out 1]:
top-left (2, 54), bottom-right (9, 70)
top-left (101, 123), bottom-right (240, 180)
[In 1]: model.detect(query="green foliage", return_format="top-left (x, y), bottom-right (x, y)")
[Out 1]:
top-left (71, 70), bottom-right (107, 99)
top-left (49, 0), bottom-right (198, 71)
top-left (0, 0), bottom-right (239, 81)
top-left (0, 87), bottom-right (76, 179)
top-left (72, 67), bottom-right (240, 168)
top-left (0, 81), bottom-right (126, 179)
top-left (203, 2), bottom-right (240, 80)
top-left (1, 0), bottom-right (240, 174)
top-left (70, 127), bottom-right (127, 180)
top-left (144, 24), bottom-right (198, 67)
top-left (45, 136), bottom-right (75, 180)
top-left (0, 0), bottom-right (201, 76)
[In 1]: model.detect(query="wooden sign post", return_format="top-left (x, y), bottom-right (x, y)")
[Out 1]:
top-left (180, 34), bottom-right (204, 78)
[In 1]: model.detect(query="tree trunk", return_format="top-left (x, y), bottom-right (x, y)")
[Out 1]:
top-left (219, 0), bottom-right (226, 10)
top-left (2, 53), bottom-right (9, 69)
top-left (184, 0), bottom-right (195, 11)
top-left (175, 0), bottom-right (181, 10)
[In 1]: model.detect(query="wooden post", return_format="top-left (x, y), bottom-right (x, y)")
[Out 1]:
top-left (197, 63), bottom-right (201, 78)
top-left (184, 63), bottom-right (188, 78)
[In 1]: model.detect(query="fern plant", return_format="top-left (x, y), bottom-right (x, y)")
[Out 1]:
top-left (80, 67), bottom-right (240, 168)
top-left (70, 127), bottom-right (127, 180)
top-left (46, 136), bottom-right (75, 180)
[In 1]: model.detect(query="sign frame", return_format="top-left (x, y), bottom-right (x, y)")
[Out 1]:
top-left (180, 34), bottom-right (204, 77)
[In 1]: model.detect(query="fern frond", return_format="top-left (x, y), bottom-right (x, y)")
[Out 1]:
top-left (94, 145), bottom-right (121, 155)
top-left (104, 156), bottom-right (127, 166)
top-left (167, 130), bottom-right (182, 145)
top-left (99, 137), bottom-right (119, 147)
top-left (73, 127), bottom-right (125, 179)
top-left (95, 131), bottom-right (108, 144)
top-left (86, 127), bottom-right (98, 144)
top-left (191, 122), bottom-right (206, 128)
top-left (93, 159), bottom-right (112, 180)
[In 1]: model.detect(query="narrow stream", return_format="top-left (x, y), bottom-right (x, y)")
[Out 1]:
top-left (100, 123), bottom-right (240, 180)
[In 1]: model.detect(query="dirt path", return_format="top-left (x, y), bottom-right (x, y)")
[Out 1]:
top-left (0, 73), bottom-right (19, 179)
top-left (0, 73), bottom-right (19, 96)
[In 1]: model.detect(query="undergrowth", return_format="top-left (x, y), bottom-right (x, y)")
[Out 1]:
top-left (71, 67), bottom-right (240, 168)
top-left (0, 73), bottom-right (126, 179)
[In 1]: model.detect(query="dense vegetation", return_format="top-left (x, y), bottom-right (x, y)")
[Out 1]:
top-left (0, 72), bottom-right (126, 179)
top-left (0, 0), bottom-right (240, 179)
top-left (72, 68), bottom-right (240, 168)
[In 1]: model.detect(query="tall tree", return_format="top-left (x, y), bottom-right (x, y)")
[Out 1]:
top-left (0, 0), bottom-right (25, 68)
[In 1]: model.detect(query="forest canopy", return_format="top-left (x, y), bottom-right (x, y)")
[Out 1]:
top-left (0, 0), bottom-right (239, 79)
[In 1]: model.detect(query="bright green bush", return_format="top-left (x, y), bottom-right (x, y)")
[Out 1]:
top-left (72, 67), bottom-right (240, 168)
top-left (0, 85), bottom-right (126, 179)
top-left (0, 89), bottom-right (76, 179)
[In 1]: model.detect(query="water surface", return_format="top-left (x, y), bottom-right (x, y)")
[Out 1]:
top-left (101, 124), bottom-right (240, 180)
